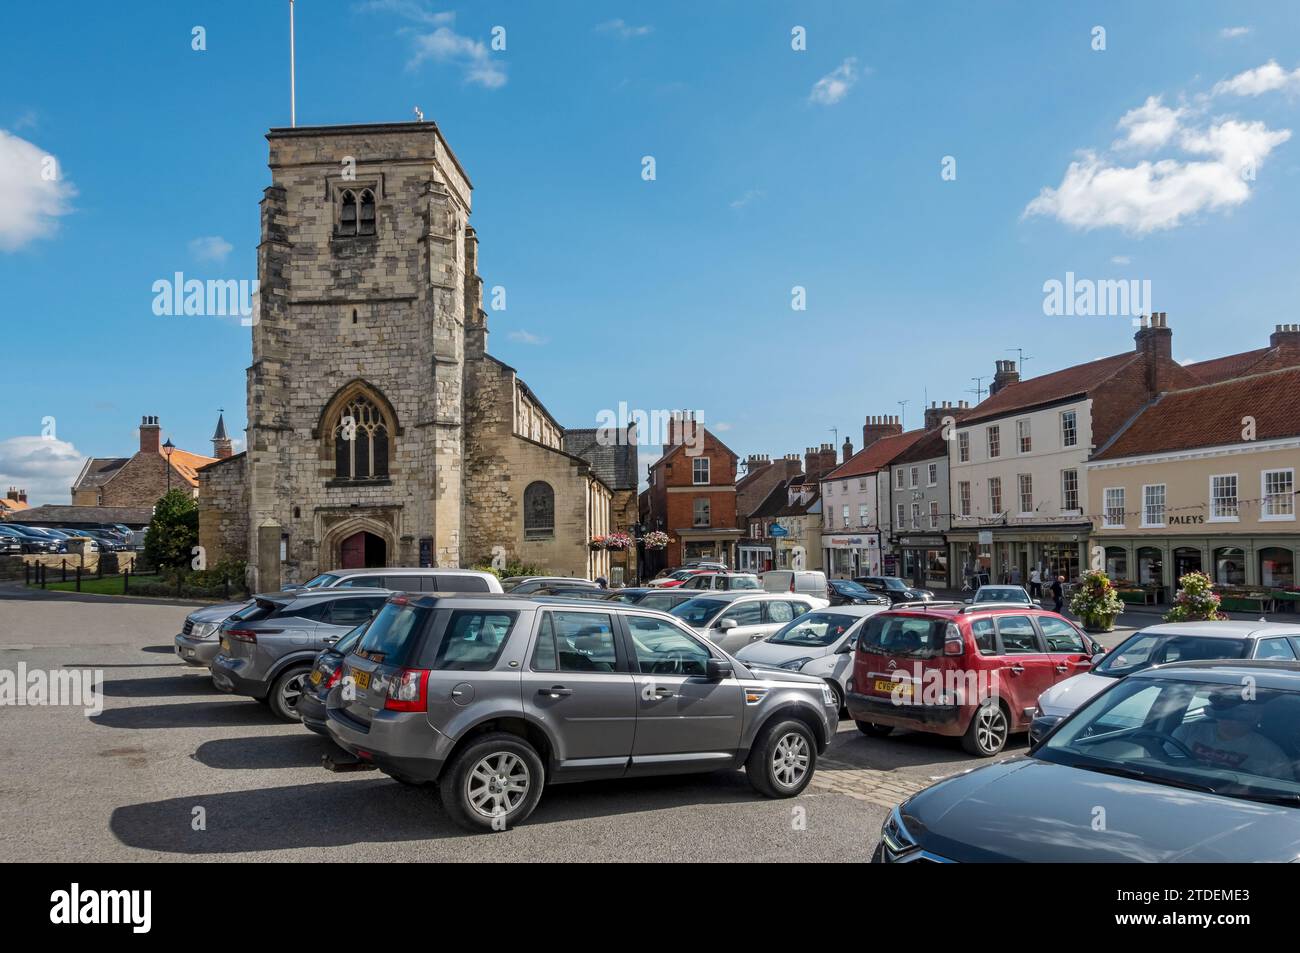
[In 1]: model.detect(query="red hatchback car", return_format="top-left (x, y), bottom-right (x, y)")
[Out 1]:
top-left (845, 602), bottom-right (1103, 756)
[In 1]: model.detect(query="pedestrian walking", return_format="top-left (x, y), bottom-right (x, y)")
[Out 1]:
top-left (1029, 567), bottom-right (1041, 599)
top-left (1051, 574), bottom-right (1065, 613)
top-left (1009, 565), bottom-right (1022, 587)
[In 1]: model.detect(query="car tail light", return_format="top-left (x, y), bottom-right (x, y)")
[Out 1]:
top-left (225, 628), bottom-right (258, 643)
top-left (943, 622), bottom-right (964, 656)
top-left (384, 668), bottom-right (430, 712)
top-left (324, 666), bottom-right (344, 689)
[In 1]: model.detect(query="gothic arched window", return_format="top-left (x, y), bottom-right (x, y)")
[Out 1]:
top-left (339, 189), bottom-right (358, 236)
top-left (523, 481), bottom-right (554, 538)
top-left (358, 189), bottom-right (376, 236)
top-left (334, 395), bottom-right (390, 480)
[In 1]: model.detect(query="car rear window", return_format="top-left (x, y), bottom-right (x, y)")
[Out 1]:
top-left (857, 614), bottom-right (946, 659)
top-left (354, 602), bottom-right (434, 666)
top-left (671, 598), bottom-right (730, 626)
top-left (228, 599), bottom-right (278, 623)
top-left (424, 610), bottom-right (519, 671)
top-left (437, 575), bottom-right (492, 593)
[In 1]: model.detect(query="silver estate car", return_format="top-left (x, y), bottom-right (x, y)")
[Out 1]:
top-left (324, 593), bottom-right (839, 832)
top-left (174, 567), bottom-right (502, 667)
top-left (669, 591), bottom-right (828, 654)
top-left (211, 588), bottom-right (391, 720)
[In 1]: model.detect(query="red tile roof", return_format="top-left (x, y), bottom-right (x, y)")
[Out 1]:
top-left (960, 352), bottom-right (1138, 425)
top-left (1092, 365), bottom-right (1300, 460)
top-left (824, 429), bottom-right (928, 480)
top-left (1185, 344), bottom-right (1300, 385)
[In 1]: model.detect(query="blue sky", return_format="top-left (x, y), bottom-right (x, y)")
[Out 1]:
top-left (3, 1), bottom-right (1300, 503)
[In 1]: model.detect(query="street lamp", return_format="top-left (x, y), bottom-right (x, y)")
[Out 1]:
top-left (162, 438), bottom-right (176, 493)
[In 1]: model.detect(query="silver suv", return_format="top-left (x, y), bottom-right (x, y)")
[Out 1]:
top-left (174, 567), bottom-right (502, 667)
top-left (670, 591), bottom-right (829, 653)
top-left (211, 589), bottom-right (391, 720)
top-left (324, 594), bottom-right (839, 832)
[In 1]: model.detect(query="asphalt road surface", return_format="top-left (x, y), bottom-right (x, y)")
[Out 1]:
top-left (0, 586), bottom-right (1147, 862)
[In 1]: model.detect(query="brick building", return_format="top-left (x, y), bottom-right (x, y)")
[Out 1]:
top-left (643, 413), bottom-right (741, 571)
top-left (71, 416), bottom-right (216, 508)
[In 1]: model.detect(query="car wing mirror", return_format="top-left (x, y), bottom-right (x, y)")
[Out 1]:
top-left (835, 639), bottom-right (856, 654)
top-left (706, 658), bottom-right (733, 680)
top-left (719, 618), bottom-right (738, 630)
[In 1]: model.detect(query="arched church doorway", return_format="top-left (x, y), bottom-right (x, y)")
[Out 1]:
top-left (340, 531), bottom-right (387, 569)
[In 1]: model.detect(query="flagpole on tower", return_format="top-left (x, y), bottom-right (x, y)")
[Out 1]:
top-left (289, 0), bottom-right (297, 127)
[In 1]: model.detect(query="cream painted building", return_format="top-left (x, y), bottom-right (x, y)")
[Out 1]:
top-left (1087, 365), bottom-right (1300, 593)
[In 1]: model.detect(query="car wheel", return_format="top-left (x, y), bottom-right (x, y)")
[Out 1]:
top-left (439, 733), bottom-right (545, 832)
top-left (746, 718), bottom-right (817, 798)
top-left (268, 665), bottom-right (311, 722)
top-left (825, 680), bottom-right (845, 716)
top-left (855, 720), bottom-right (893, 737)
top-left (961, 699), bottom-right (1009, 757)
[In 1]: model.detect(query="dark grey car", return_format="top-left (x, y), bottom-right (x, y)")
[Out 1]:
top-left (877, 661), bottom-right (1300, 862)
top-left (324, 594), bottom-right (839, 831)
top-left (211, 589), bottom-right (390, 721)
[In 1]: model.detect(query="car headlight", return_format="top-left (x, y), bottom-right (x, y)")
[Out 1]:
top-left (191, 622), bottom-right (217, 639)
top-left (779, 656), bottom-right (813, 671)
top-left (881, 805), bottom-right (918, 855)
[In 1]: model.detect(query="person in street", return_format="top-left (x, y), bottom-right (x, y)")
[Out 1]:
top-left (595, 576), bottom-right (608, 589)
top-left (1051, 574), bottom-right (1065, 613)
top-left (1009, 566), bottom-right (1022, 587)
top-left (1029, 567), bottom-right (1041, 599)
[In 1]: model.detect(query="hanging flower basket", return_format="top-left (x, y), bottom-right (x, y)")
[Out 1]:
top-left (642, 530), bottom-right (670, 551)
top-left (1068, 569), bottom-right (1125, 632)
top-left (603, 532), bottom-right (632, 551)
top-left (588, 536), bottom-right (608, 551)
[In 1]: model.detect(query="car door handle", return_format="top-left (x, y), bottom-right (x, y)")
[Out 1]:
top-left (324, 637), bottom-right (339, 645)
top-left (538, 686), bottom-right (573, 698)
top-left (1009, 665), bottom-right (1024, 674)
top-left (647, 687), bottom-right (676, 700)
top-left (1054, 664), bottom-right (1069, 673)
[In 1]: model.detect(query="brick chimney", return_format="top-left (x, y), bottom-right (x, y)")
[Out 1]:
top-left (139, 415), bottom-right (161, 454)
top-left (989, 361), bottom-right (1020, 397)
top-left (665, 411), bottom-right (701, 449)
top-left (744, 454), bottom-right (772, 478)
top-left (6, 487), bottom-right (26, 504)
top-left (804, 444), bottom-right (838, 482)
top-left (1134, 311), bottom-right (1173, 394)
top-left (923, 399), bottom-right (970, 431)
top-left (1270, 323), bottom-right (1300, 349)
top-left (862, 414), bottom-right (903, 449)
top-left (841, 436), bottom-right (854, 462)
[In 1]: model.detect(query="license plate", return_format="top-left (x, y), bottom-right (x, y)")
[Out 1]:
top-left (309, 669), bottom-right (322, 686)
top-left (351, 669), bottom-right (371, 690)
top-left (874, 677), bottom-right (912, 698)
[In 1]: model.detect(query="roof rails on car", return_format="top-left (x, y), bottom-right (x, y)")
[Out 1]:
top-left (890, 599), bottom-right (968, 611)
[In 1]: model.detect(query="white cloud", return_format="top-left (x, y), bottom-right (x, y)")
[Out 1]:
top-left (189, 235), bottom-right (232, 263)
top-left (0, 130), bottom-right (75, 252)
top-left (1220, 26), bottom-right (1252, 40)
top-left (1114, 96), bottom-right (1185, 151)
top-left (1213, 60), bottom-right (1300, 97)
top-left (1111, 255), bottom-right (1132, 265)
top-left (1026, 67), bottom-right (1295, 234)
top-left (809, 58), bottom-right (860, 106)
top-left (595, 19), bottom-right (652, 39)
top-left (0, 435), bottom-right (85, 507)
top-left (713, 422), bottom-right (733, 432)
top-left (729, 189), bottom-right (765, 209)
top-left (507, 329), bottom-right (547, 346)
top-left (361, 2), bottom-right (506, 88)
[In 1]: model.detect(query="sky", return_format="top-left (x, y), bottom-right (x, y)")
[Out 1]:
top-left (3, 1), bottom-right (1300, 504)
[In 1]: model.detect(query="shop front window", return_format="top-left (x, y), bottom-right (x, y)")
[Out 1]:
top-left (1213, 547), bottom-right (1246, 586)
top-left (1259, 547), bottom-right (1294, 588)
top-left (1173, 546), bottom-right (1203, 581)
top-left (1105, 546), bottom-right (1128, 581)
top-left (1137, 547), bottom-right (1163, 587)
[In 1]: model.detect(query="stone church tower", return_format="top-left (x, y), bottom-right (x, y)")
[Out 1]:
top-left (245, 121), bottom-right (477, 589)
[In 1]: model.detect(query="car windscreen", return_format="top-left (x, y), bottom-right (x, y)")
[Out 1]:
top-left (1037, 676), bottom-right (1300, 802)
top-left (302, 573), bottom-right (339, 588)
top-left (856, 614), bottom-right (947, 658)
top-left (670, 598), bottom-right (730, 627)
top-left (1093, 633), bottom-right (1251, 678)
top-left (833, 580), bottom-right (872, 596)
top-left (728, 576), bottom-right (760, 590)
top-left (354, 601), bottom-right (434, 666)
top-left (639, 592), bottom-right (688, 612)
top-left (768, 612), bottom-right (858, 647)
top-left (977, 588), bottom-right (1028, 602)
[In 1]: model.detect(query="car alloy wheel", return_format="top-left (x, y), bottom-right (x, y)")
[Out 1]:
top-left (269, 666), bottom-right (311, 722)
top-left (771, 731), bottom-right (811, 789)
top-left (466, 751), bottom-right (531, 820)
top-left (971, 704), bottom-right (1008, 756)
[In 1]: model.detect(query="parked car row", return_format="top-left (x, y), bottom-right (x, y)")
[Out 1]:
top-left (176, 565), bottom-right (840, 832)
top-left (0, 522), bottom-right (136, 554)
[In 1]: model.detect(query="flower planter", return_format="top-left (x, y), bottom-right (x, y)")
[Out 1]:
top-left (1081, 613), bottom-right (1118, 633)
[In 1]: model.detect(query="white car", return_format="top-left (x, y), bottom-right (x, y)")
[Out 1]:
top-left (734, 604), bottom-right (888, 712)
top-left (1031, 621), bottom-right (1300, 744)
top-left (968, 585), bottom-right (1034, 606)
top-left (669, 591), bottom-right (828, 654)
